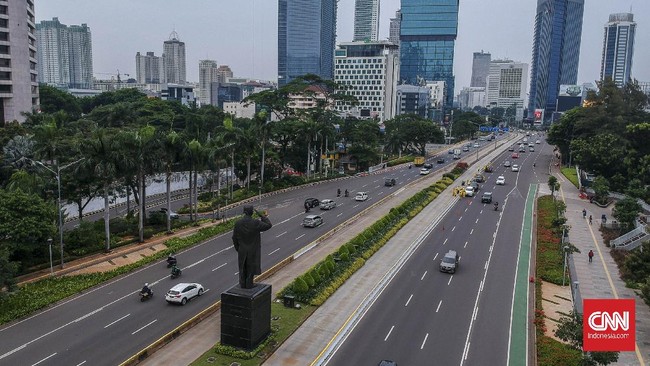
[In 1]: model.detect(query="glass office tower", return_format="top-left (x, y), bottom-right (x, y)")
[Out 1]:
top-left (600, 13), bottom-right (636, 87)
top-left (278, 0), bottom-right (337, 86)
top-left (399, 0), bottom-right (458, 108)
top-left (528, 0), bottom-right (584, 118)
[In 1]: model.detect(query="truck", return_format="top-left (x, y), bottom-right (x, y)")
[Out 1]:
top-left (414, 156), bottom-right (425, 166)
top-left (453, 149), bottom-right (461, 160)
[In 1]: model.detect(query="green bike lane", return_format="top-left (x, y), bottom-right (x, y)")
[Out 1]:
top-left (508, 183), bottom-right (536, 366)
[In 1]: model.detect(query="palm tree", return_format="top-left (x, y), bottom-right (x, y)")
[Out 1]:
top-left (161, 130), bottom-right (185, 232)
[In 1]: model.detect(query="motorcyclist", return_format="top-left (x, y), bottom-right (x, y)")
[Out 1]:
top-left (166, 254), bottom-right (177, 266)
top-left (494, 201), bottom-right (499, 211)
top-left (344, 189), bottom-right (349, 197)
top-left (171, 264), bottom-right (181, 277)
top-left (304, 201), bottom-right (310, 213)
top-left (409, 163), bottom-right (412, 169)
top-left (141, 283), bottom-right (152, 296)
top-left (337, 188), bottom-right (341, 197)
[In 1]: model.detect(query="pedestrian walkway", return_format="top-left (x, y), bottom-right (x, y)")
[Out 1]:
top-left (549, 171), bottom-right (649, 365)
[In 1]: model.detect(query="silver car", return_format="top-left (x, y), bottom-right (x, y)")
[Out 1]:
top-left (319, 199), bottom-right (336, 210)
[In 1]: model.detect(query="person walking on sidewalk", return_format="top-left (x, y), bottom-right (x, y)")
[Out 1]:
top-left (582, 208), bottom-right (587, 219)
top-left (589, 215), bottom-right (592, 225)
top-left (588, 249), bottom-right (594, 263)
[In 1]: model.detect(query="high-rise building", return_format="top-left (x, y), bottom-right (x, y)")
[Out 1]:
top-left (334, 41), bottom-right (399, 121)
top-left (163, 31), bottom-right (186, 84)
top-left (1, 0), bottom-right (39, 123)
top-left (528, 0), bottom-right (584, 120)
top-left (458, 87), bottom-right (487, 111)
top-left (399, 0), bottom-right (459, 108)
top-left (135, 52), bottom-right (164, 84)
top-left (486, 60), bottom-right (528, 122)
top-left (277, 0), bottom-right (337, 86)
top-left (470, 51), bottom-right (491, 88)
top-left (36, 17), bottom-right (93, 89)
top-left (198, 60), bottom-right (219, 106)
top-left (600, 13), bottom-right (636, 87)
top-left (353, 0), bottom-right (380, 42)
top-left (389, 10), bottom-right (401, 47)
top-left (395, 84), bottom-right (431, 118)
top-left (217, 65), bottom-right (233, 84)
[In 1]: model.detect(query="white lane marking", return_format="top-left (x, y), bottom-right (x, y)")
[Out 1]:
top-left (276, 231), bottom-right (287, 238)
top-left (465, 207), bottom-right (468, 212)
top-left (362, 184), bottom-right (368, 187)
top-left (384, 326), bottom-right (395, 341)
top-left (268, 248), bottom-right (280, 256)
top-left (443, 238), bottom-right (448, 245)
top-left (420, 271), bottom-right (427, 281)
top-left (375, 185), bottom-right (380, 189)
top-left (216, 246), bottom-right (232, 254)
top-left (405, 294), bottom-right (413, 307)
top-left (378, 191), bottom-right (384, 195)
top-left (32, 353), bottom-right (57, 366)
top-left (212, 263), bottom-right (227, 272)
top-left (458, 216), bottom-right (462, 221)
top-left (470, 229), bottom-right (474, 235)
top-left (475, 218), bottom-right (479, 224)
top-left (373, 179), bottom-right (379, 183)
top-left (353, 204), bottom-right (360, 208)
top-left (448, 276), bottom-right (453, 286)
top-left (76, 361), bottom-right (87, 366)
top-left (75, 307), bottom-right (103, 322)
top-left (436, 300), bottom-right (442, 313)
top-left (337, 213), bottom-right (343, 217)
top-left (279, 212), bottom-right (305, 225)
top-left (420, 333), bottom-right (429, 350)
top-left (452, 226), bottom-right (456, 232)
top-left (104, 313), bottom-right (130, 328)
top-left (131, 319), bottom-right (157, 335)
top-left (295, 234), bottom-right (305, 241)
top-left (480, 209), bottom-right (483, 214)
top-left (433, 253), bottom-right (439, 261)
top-left (464, 241), bottom-right (468, 248)
top-left (184, 258), bottom-right (205, 269)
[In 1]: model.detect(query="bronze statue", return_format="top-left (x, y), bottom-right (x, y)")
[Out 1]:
top-left (232, 205), bottom-right (272, 289)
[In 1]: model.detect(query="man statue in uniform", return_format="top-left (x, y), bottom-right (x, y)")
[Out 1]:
top-left (232, 205), bottom-right (273, 289)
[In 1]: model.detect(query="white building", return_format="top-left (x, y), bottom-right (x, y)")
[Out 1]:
top-left (198, 59), bottom-right (219, 106)
top-left (163, 31), bottom-right (186, 84)
top-left (223, 101), bottom-right (257, 119)
top-left (600, 13), bottom-right (636, 87)
top-left (135, 51), bottom-right (164, 84)
top-left (486, 59), bottom-right (528, 121)
top-left (334, 41), bottom-right (399, 121)
top-left (36, 17), bottom-right (93, 89)
top-left (2, 0), bottom-right (39, 123)
top-left (388, 10), bottom-right (401, 47)
top-left (353, 0), bottom-right (380, 42)
top-left (458, 87), bottom-right (486, 111)
top-left (426, 81), bottom-right (445, 110)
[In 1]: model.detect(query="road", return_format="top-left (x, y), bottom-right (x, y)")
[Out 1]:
top-left (325, 135), bottom-right (550, 365)
top-left (0, 140), bottom-right (501, 366)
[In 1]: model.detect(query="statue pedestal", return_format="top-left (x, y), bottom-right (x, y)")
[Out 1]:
top-left (221, 283), bottom-right (271, 350)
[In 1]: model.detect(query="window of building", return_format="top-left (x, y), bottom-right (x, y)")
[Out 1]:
top-left (0, 19), bottom-right (7, 28)
top-left (0, 71), bottom-right (9, 80)
top-left (0, 45), bottom-right (8, 54)
top-left (0, 84), bottom-right (12, 93)
top-left (0, 5), bottom-right (7, 15)
top-left (0, 59), bottom-right (9, 67)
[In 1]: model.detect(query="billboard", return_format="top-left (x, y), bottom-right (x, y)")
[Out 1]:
top-left (533, 109), bottom-right (544, 124)
top-left (559, 84), bottom-right (583, 97)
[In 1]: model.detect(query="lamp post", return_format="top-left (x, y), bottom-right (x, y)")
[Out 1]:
top-left (562, 245), bottom-right (570, 286)
top-left (47, 238), bottom-right (53, 275)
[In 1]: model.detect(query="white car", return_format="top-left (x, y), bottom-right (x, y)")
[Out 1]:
top-left (165, 283), bottom-right (204, 305)
top-left (420, 168), bottom-right (430, 175)
top-left (473, 143), bottom-right (479, 148)
top-left (319, 199), bottom-right (336, 210)
top-left (464, 186), bottom-right (475, 197)
top-left (496, 176), bottom-right (506, 185)
top-left (504, 160), bottom-right (511, 167)
top-left (511, 164), bottom-right (520, 172)
top-left (355, 192), bottom-right (369, 201)
top-left (536, 139), bottom-right (541, 144)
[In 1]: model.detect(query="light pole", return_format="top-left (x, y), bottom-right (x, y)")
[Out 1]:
top-left (562, 245), bottom-right (570, 286)
top-left (47, 238), bottom-right (53, 275)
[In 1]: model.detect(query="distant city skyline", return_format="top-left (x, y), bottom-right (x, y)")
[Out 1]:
top-left (35, 0), bottom-right (649, 95)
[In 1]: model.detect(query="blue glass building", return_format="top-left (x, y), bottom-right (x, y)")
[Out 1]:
top-left (399, 0), bottom-right (458, 108)
top-left (528, 0), bottom-right (584, 118)
top-left (278, 0), bottom-right (337, 86)
top-left (600, 13), bottom-right (636, 87)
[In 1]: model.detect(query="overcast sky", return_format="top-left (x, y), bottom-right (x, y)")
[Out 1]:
top-left (36, 0), bottom-right (648, 94)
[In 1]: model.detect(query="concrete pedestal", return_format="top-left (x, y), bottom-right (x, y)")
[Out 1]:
top-left (220, 283), bottom-right (271, 350)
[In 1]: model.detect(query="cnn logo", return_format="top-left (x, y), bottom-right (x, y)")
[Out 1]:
top-left (583, 299), bottom-right (635, 351)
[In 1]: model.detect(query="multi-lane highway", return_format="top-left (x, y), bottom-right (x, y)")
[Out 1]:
top-left (0, 139), bottom-right (505, 366)
top-left (326, 135), bottom-right (551, 365)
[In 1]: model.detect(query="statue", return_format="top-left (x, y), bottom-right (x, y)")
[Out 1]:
top-left (232, 205), bottom-right (272, 289)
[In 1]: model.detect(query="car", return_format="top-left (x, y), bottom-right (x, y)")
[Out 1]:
top-left (504, 160), bottom-right (511, 167)
top-left (448, 149), bottom-right (454, 154)
top-left (536, 139), bottom-right (541, 144)
top-left (484, 165), bottom-right (493, 173)
top-left (378, 361), bottom-right (398, 366)
top-left (511, 164), bottom-right (520, 172)
top-left (496, 176), bottom-right (506, 185)
top-left (508, 146), bottom-right (515, 152)
top-left (473, 174), bottom-right (486, 183)
top-left (302, 214), bottom-right (324, 227)
top-left (511, 153), bottom-right (519, 159)
top-left (159, 208), bottom-right (179, 219)
top-left (464, 186), bottom-right (475, 197)
top-left (355, 192), bottom-right (369, 201)
top-left (481, 192), bottom-right (493, 203)
top-left (319, 199), bottom-right (336, 210)
top-left (469, 180), bottom-right (480, 192)
top-left (165, 282), bottom-right (204, 305)
top-left (420, 168), bottom-right (430, 175)
top-left (528, 142), bottom-right (534, 147)
top-left (462, 146), bottom-right (469, 152)
top-left (529, 146), bottom-right (535, 152)
top-left (423, 163), bottom-right (433, 169)
top-left (519, 147), bottom-right (526, 152)
top-left (304, 197), bottom-right (320, 208)
top-left (384, 177), bottom-right (396, 186)
top-left (439, 250), bottom-right (459, 274)
top-left (437, 157), bottom-right (445, 164)
top-left (473, 142), bottom-right (479, 148)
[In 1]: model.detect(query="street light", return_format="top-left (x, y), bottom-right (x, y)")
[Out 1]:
top-left (47, 238), bottom-right (53, 275)
top-left (562, 245), bottom-right (570, 286)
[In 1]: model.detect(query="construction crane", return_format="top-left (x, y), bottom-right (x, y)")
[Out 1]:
top-left (94, 70), bottom-right (130, 83)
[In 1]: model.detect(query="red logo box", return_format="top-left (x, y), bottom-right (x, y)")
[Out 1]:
top-left (583, 299), bottom-right (635, 351)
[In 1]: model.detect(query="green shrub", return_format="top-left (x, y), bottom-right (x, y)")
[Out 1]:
top-left (64, 221), bottom-right (104, 256)
top-left (309, 269), bottom-right (321, 285)
top-left (303, 273), bottom-right (315, 288)
top-left (338, 245), bottom-right (349, 258)
top-left (318, 263), bottom-right (330, 278)
top-left (347, 243), bottom-right (356, 255)
top-left (641, 277), bottom-right (650, 306)
top-left (293, 277), bottom-right (309, 293)
top-left (311, 258), bottom-right (365, 306)
top-left (340, 252), bottom-right (350, 261)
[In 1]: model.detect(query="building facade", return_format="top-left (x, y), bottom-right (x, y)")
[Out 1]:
top-left (135, 51), bottom-right (164, 84)
top-left (277, 0), bottom-right (337, 86)
top-left (486, 60), bottom-right (528, 121)
top-left (528, 0), bottom-right (584, 119)
top-left (353, 0), bottom-right (380, 42)
top-left (470, 51), bottom-right (491, 87)
top-left (600, 13), bottom-right (636, 87)
top-left (1, 0), bottom-right (39, 123)
top-left (217, 65), bottom-right (233, 84)
top-left (388, 10), bottom-right (401, 47)
top-left (395, 84), bottom-right (430, 118)
top-left (458, 87), bottom-right (487, 111)
top-left (163, 31), bottom-right (186, 84)
top-left (399, 0), bottom-right (458, 108)
top-left (198, 59), bottom-right (219, 106)
top-left (36, 17), bottom-right (93, 89)
top-left (334, 41), bottom-right (399, 121)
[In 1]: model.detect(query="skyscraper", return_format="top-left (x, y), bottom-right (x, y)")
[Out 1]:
top-left (470, 51), bottom-right (491, 88)
top-left (528, 0), bottom-right (584, 119)
top-left (135, 52), bottom-right (164, 84)
top-left (353, 0), bottom-right (380, 42)
top-left (388, 10), bottom-right (401, 47)
top-left (198, 60), bottom-right (219, 105)
top-left (2, 0), bottom-right (39, 123)
top-left (217, 65), bottom-right (233, 84)
top-left (163, 31), bottom-right (186, 84)
top-left (600, 13), bottom-right (636, 87)
top-left (486, 60), bottom-right (529, 121)
top-left (36, 17), bottom-right (93, 89)
top-left (277, 0), bottom-right (337, 86)
top-left (399, 0), bottom-right (459, 108)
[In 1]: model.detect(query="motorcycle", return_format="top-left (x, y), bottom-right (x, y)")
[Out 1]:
top-left (166, 256), bottom-right (177, 268)
top-left (494, 203), bottom-right (499, 211)
top-left (140, 290), bottom-right (153, 302)
top-left (337, 189), bottom-right (341, 197)
top-left (344, 190), bottom-right (349, 197)
top-left (170, 267), bottom-right (182, 279)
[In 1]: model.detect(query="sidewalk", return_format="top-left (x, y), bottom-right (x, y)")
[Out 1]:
top-left (550, 170), bottom-right (649, 365)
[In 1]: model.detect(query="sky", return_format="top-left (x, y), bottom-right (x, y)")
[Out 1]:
top-left (36, 0), bottom-right (649, 95)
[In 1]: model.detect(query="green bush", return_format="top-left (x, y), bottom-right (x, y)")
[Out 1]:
top-left (318, 263), bottom-right (330, 278)
top-left (303, 273), bottom-right (315, 288)
top-left (340, 252), bottom-right (350, 261)
top-left (338, 245), bottom-right (349, 258)
top-left (309, 269), bottom-right (321, 285)
top-left (293, 276), bottom-right (309, 293)
top-left (641, 276), bottom-right (650, 306)
top-left (347, 243), bottom-right (356, 255)
top-left (64, 221), bottom-right (105, 256)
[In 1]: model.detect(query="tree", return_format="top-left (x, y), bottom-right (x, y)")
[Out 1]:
top-left (591, 176), bottom-right (610, 204)
top-left (384, 114), bottom-right (444, 156)
top-left (555, 311), bottom-right (619, 365)
top-left (548, 176), bottom-right (560, 199)
top-left (160, 130), bottom-right (185, 232)
top-left (612, 197), bottom-right (642, 232)
top-left (38, 84), bottom-right (82, 118)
